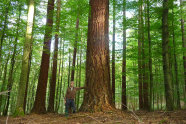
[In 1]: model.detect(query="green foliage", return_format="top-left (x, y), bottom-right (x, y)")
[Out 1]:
top-left (13, 107), bottom-right (24, 117)
top-left (0, 0), bottom-right (185, 115)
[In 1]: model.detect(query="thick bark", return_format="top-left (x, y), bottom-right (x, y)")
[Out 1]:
top-left (180, 0), bottom-right (186, 106)
top-left (138, 0), bottom-right (144, 110)
top-left (143, 1), bottom-right (149, 111)
top-left (122, 0), bottom-right (127, 110)
top-left (112, 0), bottom-right (116, 106)
top-left (71, 16), bottom-right (79, 81)
top-left (162, 0), bottom-right (174, 111)
top-left (79, 0), bottom-right (113, 112)
top-left (48, 0), bottom-right (61, 113)
top-left (147, 0), bottom-right (153, 111)
top-left (32, 0), bottom-right (54, 114)
top-left (15, 0), bottom-right (35, 115)
top-left (3, 5), bottom-right (22, 116)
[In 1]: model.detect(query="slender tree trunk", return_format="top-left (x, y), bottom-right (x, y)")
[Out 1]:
top-left (138, 0), bottom-right (144, 110)
top-left (68, 49), bottom-right (71, 87)
top-left (162, 0), bottom-right (174, 111)
top-left (77, 45), bottom-right (82, 109)
top-left (147, 0), bottom-right (153, 111)
top-left (171, 7), bottom-right (181, 109)
top-left (75, 56), bottom-right (79, 106)
top-left (112, 0), bottom-right (116, 106)
top-left (15, 0), bottom-right (35, 115)
top-left (48, 0), bottom-right (61, 113)
top-left (0, 1), bottom-right (10, 66)
top-left (58, 37), bottom-right (65, 112)
top-left (80, 0), bottom-right (113, 112)
top-left (55, 38), bottom-right (62, 112)
top-left (32, 0), bottom-right (54, 114)
top-left (122, 0), bottom-right (127, 111)
top-left (3, 5), bottom-right (22, 116)
top-left (0, 52), bottom-right (10, 115)
top-left (23, 48), bottom-right (33, 114)
top-left (71, 16), bottom-right (79, 81)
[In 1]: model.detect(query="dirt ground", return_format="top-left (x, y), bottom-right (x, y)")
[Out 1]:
top-left (0, 110), bottom-right (186, 124)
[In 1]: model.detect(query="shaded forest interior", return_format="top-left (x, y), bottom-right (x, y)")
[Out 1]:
top-left (0, 0), bottom-right (186, 123)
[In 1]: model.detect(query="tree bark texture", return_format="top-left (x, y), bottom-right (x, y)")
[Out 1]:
top-left (48, 0), bottom-right (61, 113)
top-left (162, 0), bottom-right (174, 111)
top-left (79, 0), bottom-right (113, 112)
top-left (32, 0), bottom-right (54, 114)
top-left (15, 0), bottom-right (35, 115)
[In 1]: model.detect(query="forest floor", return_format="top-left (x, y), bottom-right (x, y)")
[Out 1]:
top-left (0, 109), bottom-right (186, 124)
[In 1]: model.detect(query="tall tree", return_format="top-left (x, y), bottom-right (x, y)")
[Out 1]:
top-left (23, 47), bottom-right (33, 113)
top-left (80, 0), bottom-right (113, 112)
top-left (138, 0), bottom-right (144, 110)
top-left (180, 0), bottom-right (186, 105)
top-left (48, 0), bottom-right (61, 113)
top-left (146, 0), bottom-right (153, 111)
top-left (14, 0), bottom-right (35, 115)
top-left (3, 4), bottom-right (22, 115)
top-left (0, 1), bottom-right (10, 66)
top-left (71, 16), bottom-right (79, 81)
top-left (0, 52), bottom-right (10, 115)
top-left (32, 0), bottom-right (55, 114)
top-left (68, 49), bottom-right (71, 87)
top-left (122, 0), bottom-right (127, 110)
top-left (162, 0), bottom-right (174, 111)
top-left (143, 1), bottom-right (149, 111)
top-left (112, 0), bottom-right (116, 106)
top-left (171, 5), bottom-right (181, 109)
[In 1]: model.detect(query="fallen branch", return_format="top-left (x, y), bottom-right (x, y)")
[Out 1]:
top-left (121, 103), bottom-right (143, 123)
top-left (84, 113), bottom-right (103, 124)
top-left (6, 115), bottom-right (9, 124)
top-left (0, 90), bottom-right (11, 95)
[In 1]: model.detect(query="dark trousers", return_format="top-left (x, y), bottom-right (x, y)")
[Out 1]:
top-left (65, 99), bottom-right (76, 116)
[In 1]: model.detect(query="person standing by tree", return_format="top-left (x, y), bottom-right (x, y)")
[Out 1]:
top-left (65, 81), bottom-right (85, 116)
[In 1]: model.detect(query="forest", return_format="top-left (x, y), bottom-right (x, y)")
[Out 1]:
top-left (0, 0), bottom-right (186, 123)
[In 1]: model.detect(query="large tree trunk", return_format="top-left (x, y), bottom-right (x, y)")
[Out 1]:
top-left (48, 0), bottom-right (61, 113)
top-left (71, 16), bottom-right (79, 81)
top-left (147, 0), bottom-right (153, 111)
top-left (122, 0), bottom-right (127, 111)
top-left (112, 0), bottom-right (116, 106)
top-left (3, 4), bottom-right (22, 116)
top-left (143, 1), bottom-right (149, 111)
top-left (162, 0), bottom-right (174, 111)
top-left (79, 0), bottom-right (113, 112)
top-left (15, 0), bottom-right (35, 116)
top-left (32, 0), bottom-right (54, 114)
top-left (180, 0), bottom-right (186, 106)
top-left (138, 0), bottom-right (144, 110)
